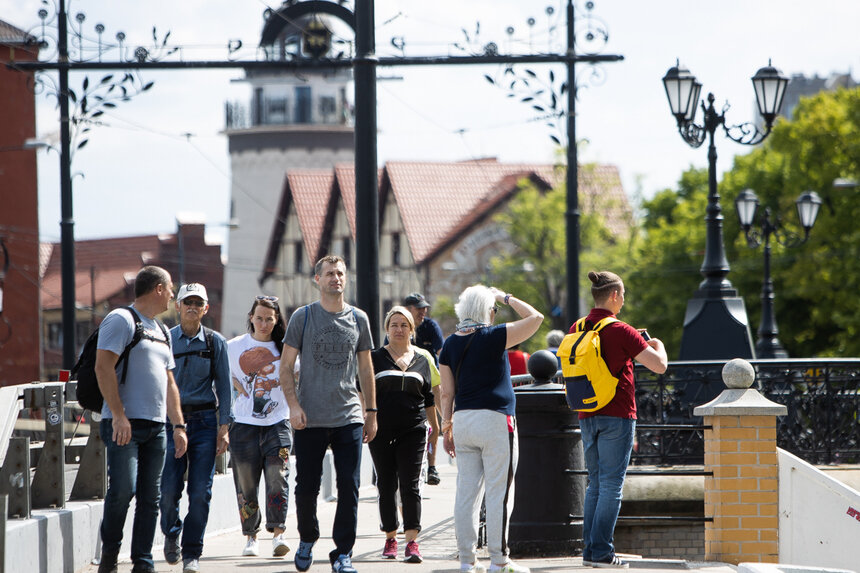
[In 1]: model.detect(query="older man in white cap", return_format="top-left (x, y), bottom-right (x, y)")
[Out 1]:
top-left (160, 283), bottom-right (233, 573)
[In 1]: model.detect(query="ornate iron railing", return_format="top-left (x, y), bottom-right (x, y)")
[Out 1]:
top-left (632, 359), bottom-right (860, 466)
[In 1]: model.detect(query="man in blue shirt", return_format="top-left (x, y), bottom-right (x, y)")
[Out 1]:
top-left (402, 293), bottom-right (444, 485)
top-left (160, 283), bottom-right (232, 573)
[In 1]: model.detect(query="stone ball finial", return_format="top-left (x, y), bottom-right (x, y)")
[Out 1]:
top-left (722, 358), bottom-right (755, 389)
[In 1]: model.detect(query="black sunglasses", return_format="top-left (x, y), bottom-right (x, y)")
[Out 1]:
top-left (493, 305), bottom-right (500, 313)
top-left (182, 299), bottom-right (206, 308)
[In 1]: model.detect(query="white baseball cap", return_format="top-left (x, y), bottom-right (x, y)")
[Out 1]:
top-left (177, 283), bottom-right (208, 303)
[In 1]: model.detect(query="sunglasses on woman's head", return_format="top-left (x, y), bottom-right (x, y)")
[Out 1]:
top-left (256, 295), bottom-right (279, 302)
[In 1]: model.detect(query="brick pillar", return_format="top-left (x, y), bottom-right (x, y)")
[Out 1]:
top-left (693, 358), bottom-right (787, 565)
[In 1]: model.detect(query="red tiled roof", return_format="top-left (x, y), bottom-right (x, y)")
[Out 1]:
top-left (385, 160), bottom-right (564, 264)
top-left (289, 170), bottom-right (334, 267)
top-left (261, 170), bottom-right (333, 284)
top-left (40, 235), bottom-right (161, 310)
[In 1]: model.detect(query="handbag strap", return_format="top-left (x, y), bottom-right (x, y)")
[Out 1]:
top-left (453, 332), bottom-right (477, 391)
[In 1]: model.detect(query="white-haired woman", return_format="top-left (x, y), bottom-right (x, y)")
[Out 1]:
top-left (439, 286), bottom-right (543, 573)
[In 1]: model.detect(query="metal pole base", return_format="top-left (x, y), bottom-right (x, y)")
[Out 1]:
top-left (679, 296), bottom-right (755, 362)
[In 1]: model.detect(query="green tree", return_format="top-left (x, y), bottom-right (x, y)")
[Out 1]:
top-left (621, 168), bottom-right (708, 358)
top-left (718, 87), bottom-right (860, 356)
top-left (489, 169), bottom-right (630, 352)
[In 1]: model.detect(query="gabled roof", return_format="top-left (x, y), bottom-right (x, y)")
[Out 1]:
top-left (0, 19), bottom-right (35, 45)
top-left (40, 235), bottom-right (161, 310)
top-left (260, 169), bottom-right (333, 284)
top-left (263, 158), bottom-right (632, 280)
top-left (384, 159), bottom-right (563, 264)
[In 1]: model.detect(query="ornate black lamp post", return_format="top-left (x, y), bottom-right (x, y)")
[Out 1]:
top-left (662, 59), bottom-right (789, 360)
top-left (735, 189), bottom-right (822, 358)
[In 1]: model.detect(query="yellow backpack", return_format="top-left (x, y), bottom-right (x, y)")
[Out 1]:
top-left (556, 317), bottom-right (619, 412)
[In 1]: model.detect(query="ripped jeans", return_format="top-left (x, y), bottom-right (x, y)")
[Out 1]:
top-left (228, 419), bottom-right (292, 535)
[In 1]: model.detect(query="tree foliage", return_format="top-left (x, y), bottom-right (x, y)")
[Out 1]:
top-left (489, 169), bottom-right (630, 352)
top-left (718, 87), bottom-right (860, 356)
top-left (625, 87), bottom-right (860, 358)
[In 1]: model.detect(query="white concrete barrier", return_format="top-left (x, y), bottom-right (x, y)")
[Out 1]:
top-left (778, 448), bottom-right (860, 573)
top-left (3, 446), bottom-right (376, 573)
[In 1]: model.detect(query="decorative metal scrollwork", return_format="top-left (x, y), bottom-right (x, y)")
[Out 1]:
top-left (631, 360), bottom-right (860, 467)
top-left (480, 1), bottom-right (617, 145)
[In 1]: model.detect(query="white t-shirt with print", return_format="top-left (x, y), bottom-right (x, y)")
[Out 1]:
top-left (227, 333), bottom-right (290, 426)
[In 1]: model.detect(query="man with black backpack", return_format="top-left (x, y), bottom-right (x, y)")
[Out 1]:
top-left (159, 283), bottom-right (232, 573)
top-left (96, 265), bottom-right (187, 573)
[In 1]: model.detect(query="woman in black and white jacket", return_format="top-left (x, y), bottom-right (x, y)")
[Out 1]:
top-left (369, 305), bottom-right (439, 565)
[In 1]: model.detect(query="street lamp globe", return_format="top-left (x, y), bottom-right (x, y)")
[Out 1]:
top-left (795, 190), bottom-right (822, 233)
top-left (662, 61), bottom-right (701, 126)
top-left (751, 60), bottom-right (789, 128)
top-left (735, 189), bottom-right (759, 232)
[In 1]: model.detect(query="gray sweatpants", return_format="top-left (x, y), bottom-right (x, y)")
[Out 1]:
top-left (452, 409), bottom-right (518, 566)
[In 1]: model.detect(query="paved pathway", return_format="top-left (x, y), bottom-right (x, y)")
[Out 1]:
top-left (82, 463), bottom-right (735, 573)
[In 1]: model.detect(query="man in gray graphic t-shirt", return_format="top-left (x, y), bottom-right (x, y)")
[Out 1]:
top-left (280, 255), bottom-right (376, 573)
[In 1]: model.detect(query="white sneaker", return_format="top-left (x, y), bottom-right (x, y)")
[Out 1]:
top-left (489, 560), bottom-right (530, 573)
top-left (461, 563), bottom-right (486, 572)
top-left (272, 534), bottom-right (290, 557)
top-left (182, 558), bottom-right (200, 573)
top-left (242, 536), bottom-right (259, 556)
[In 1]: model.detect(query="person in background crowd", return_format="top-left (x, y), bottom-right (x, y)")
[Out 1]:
top-left (161, 283), bottom-right (232, 573)
top-left (227, 296), bottom-right (292, 560)
top-left (440, 285), bottom-right (543, 573)
top-left (402, 292), bottom-right (444, 485)
top-left (506, 344), bottom-right (530, 376)
top-left (545, 330), bottom-right (565, 369)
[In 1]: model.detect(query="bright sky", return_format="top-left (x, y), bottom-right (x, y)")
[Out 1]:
top-left (5, 0), bottom-right (859, 248)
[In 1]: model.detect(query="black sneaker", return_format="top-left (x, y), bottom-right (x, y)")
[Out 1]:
top-left (97, 551), bottom-right (118, 573)
top-left (164, 535), bottom-right (181, 565)
top-left (427, 466), bottom-right (441, 485)
top-left (130, 562), bottom-right (156, 573)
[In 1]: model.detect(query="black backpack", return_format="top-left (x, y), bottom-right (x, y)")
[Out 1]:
top-left (71, 306), bottom-right (170, 412)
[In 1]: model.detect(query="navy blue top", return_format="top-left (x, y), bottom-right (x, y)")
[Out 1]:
top-left (415, 318), bottom-right (444, 366)
top-left (170, 325), bottom-right (233, 424)
top-left (439, 324), bottom-right (514, 416)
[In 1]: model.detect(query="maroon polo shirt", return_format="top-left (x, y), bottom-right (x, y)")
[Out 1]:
top-left (568, 308), bottom-right (649, 420)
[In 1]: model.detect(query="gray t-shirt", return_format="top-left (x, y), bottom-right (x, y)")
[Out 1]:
top-left (284, 301), bottom-right (373, 428)
top-left (97, 305), bottom-right (175, 422)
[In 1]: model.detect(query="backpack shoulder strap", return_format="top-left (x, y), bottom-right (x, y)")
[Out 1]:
top-left (117, 306), bottom-right (144, 385)
top-left (593, 317), bottom-right (619, 332)
top-left (204, 326), bottom-right (216, 381)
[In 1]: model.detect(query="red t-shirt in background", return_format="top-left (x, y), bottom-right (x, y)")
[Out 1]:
top-left (507, 349), bottom-right (530, 376)
top-left (568, 308), bottom-right (649, 420)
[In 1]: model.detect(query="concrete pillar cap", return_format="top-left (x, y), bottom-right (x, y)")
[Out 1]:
top-left (693, 358), bottom-right (787, 416)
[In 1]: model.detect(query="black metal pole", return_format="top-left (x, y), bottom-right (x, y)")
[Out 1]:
top-left (565, 0), bottom-right (580, 326)
top-left (58, 0), bottom-right (76, 369)
top-left (354, 0), bottom-right (380, 341)
top-left (756, 211), bottom-right (787, 358)
top-left (699, 95), bottom-right (732, 295)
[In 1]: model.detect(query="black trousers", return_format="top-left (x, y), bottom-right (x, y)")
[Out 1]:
top-left (368, 423), bottom-right (427, 533)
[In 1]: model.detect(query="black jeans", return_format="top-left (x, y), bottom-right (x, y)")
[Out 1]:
top-left (368, 423), bottom-right (426, 533)
top-left (293, 423), bottom-right (363, 559)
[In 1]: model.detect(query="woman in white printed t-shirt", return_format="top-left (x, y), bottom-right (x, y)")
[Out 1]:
top-left (227, 295), bottom-right (292, 559)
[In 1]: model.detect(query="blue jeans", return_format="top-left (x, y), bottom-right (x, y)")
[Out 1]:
top-left (100, 418), bottom-right (167, 569)
top-left (580, 415), bottom-right (635, 563)
top-left (229, 420), bottom-right (292, 535)
top-left (159, 410), bottom-right (218, 559)
top-left (293, 423), bottom-right (362, 561)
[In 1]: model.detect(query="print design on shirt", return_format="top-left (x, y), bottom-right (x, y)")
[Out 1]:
top-left (238, 346), bottom-right (279, 418)
top-left (312, 324), bottom-right (358, 370)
